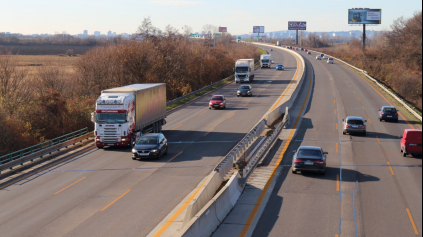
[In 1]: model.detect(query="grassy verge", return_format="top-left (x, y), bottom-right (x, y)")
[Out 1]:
top-left (258, 47), bottom-right (266, 55)
top-left (350, 69), bottom-right (422, 129)
top-left (166, 76), bottom-right (234, 111)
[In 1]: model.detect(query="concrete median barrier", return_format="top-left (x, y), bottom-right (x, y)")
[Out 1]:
top-left (182, 171), bottom-right (222, 227)
top-left (180, 172), bottom-right (243, 237)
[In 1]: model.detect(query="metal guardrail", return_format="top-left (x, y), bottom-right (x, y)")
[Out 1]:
top-left (0, 128), bottom-right (91, 173)
top-left (214, 120), bottom-right (266, 180)
top-left (309, 49), bottom-right (422, 122)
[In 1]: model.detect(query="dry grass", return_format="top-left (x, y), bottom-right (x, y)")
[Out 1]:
top-left (12, 55), bottom-right (78, 75)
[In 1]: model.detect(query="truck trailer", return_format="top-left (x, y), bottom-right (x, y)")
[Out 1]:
top-left (235, 59), bottom-right (255, 83)
top-left (92, 84), bottom-right (167, 148)
top-left (260, 54), bottom-right (272, 68)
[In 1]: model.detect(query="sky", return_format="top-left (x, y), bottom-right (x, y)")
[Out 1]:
top-left (0, 0), bottom-right (421, 35)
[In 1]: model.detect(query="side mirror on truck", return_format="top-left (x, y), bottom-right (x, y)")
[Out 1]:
top-left (91, 112), bottom-right (95, 122)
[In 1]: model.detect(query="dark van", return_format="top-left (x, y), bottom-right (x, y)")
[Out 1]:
top-left (400, 129), bottom-right (422, 157)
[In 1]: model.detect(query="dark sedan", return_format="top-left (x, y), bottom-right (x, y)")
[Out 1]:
top-left (292, 146), bottom-right (328, 175)
top-left (276, 64), bottom-right (284, 70)
top-left (379, 106), bottom-right (399, 122)
top-left (132, 133), bottom-right (168, 160)
top-left (237, 85), bottom-right (253, 97)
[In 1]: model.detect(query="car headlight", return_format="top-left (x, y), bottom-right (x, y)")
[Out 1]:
top-left (132, 149), bottom-right (138, 153)
top-left (220, 103), bottom-right (224, 106)
top-left (247, 91), bottom-right (251, 93)
top-left (151, 149), bottom-right (159, 153)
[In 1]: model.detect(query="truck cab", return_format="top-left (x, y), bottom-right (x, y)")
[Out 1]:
top-left (235, 59), bottom-right (254, 83)
top-left (260, 54), bottom-right (272, 68)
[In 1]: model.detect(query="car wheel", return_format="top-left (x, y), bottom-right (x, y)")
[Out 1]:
top-left (343, 131), bottom-right (346, 135)
top-left (363, 131), bottom-right (367, 136)
top-left (321, 170), bottom-right (326, 175)
top-left (380, 118), bottom-right (383, 122)
top-left (403, 148), bottom-right (407, 157)
top-left (237, 95), bottom-right (239, 97)
top-left (292, 169), bottom-right (297, 174)
top-left (395, 119), bottom-right (399, 123)
top-left (97, 146), bottom-right (104, 149)
top-left (132, 157), bottom-right (137, 160)
top-left (164, 147), bottom-right (168, 155)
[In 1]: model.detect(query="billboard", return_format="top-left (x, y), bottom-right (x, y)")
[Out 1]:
top-left (348, 9), bottom-right (381, 24)
top-left (219, 27), bottom-right (227, 33)
top-left (288, 21), bottom-right (307, 30)
top-left (253, 26), bottom-right (265, 34)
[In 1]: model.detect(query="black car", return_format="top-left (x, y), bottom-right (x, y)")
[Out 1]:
top-left (237, 85), bottom-right (253, 97)
top-left (292, 146), bottom-right (328, 175)
top-left (378, 106), bottom-right (399, 122)
top-left (132, 133), bottom-right (168, 160)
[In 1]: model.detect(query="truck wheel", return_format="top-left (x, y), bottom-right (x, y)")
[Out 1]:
top-left (130, 136), bottom-right (134, 148)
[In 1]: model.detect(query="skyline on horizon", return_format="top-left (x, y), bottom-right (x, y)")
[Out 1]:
top-left (1, 0), bottom-right (421, 36)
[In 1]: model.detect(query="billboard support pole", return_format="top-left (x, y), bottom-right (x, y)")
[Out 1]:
top-left (362, 24), bottom-right (366, 49)
top-left (296, 30), bottom-right (299, 45)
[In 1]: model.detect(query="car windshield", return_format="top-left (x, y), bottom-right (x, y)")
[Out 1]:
top-left (278, 65), bottom-right (283, 67)
top-left (239, 86), bottom-right (250, 89)
top-left (136, 137), bottom-right (159, 145)
top-left (262, 60), bottom-right (270, 63)
top-left (348, 119), bottom-right (364, 125)
top-left (298, 149), bottom-right (322, 158)
top-left (236, 67), bottom-right (248, 73)
top-left (383, 108), bottom-right (396, 112)
top-left (211, 97), bottom-right (223, 101)
top-left (96, 113), bottom-right (127, 124)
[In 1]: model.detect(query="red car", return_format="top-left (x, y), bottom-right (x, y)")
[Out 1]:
top-left (209, 95), bottom-right (226, 109)
top-left (401, 129), bottom-right (422, 157)
top-left (304, 49), bottom-right (308, 52)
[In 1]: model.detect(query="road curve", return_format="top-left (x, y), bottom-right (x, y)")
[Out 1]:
top-left (0, 47), bottom-right (300, 237)
top-left (251, 46), bottom-right (422, 237)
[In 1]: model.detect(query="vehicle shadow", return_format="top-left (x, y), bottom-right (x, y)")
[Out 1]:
top-left (346, 132), bottom-right (401, 140)
top-left (392, 120), bottom-right (422, 126)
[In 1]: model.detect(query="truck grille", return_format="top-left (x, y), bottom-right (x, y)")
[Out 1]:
top-left (104, 128), bottom-right (117, 136)
top-left (104, 138), bottom-right (119, 143)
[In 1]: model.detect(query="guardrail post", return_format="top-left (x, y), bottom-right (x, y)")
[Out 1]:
top-left (20, 151), bottom-right (23, 158)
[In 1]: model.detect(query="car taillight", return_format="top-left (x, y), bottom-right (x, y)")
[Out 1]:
top-left (381, 112), bottom-right (385, 115)
top-left (360, 125), bottom-right (366, 129)
top-left (315, 160), bottom-right (325, 165)
top-left (294, 159), bottom-right (303, 163)
top-left (395, 113), bottom-right (398, 116)
top-left (345, 124), bottom-right (350, 128)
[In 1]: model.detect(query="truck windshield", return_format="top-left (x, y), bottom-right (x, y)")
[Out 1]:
top-left (262, 60), bottom-right (270, 63)
top-left (96, 113), bottom-right (127, 124)
top-left (236, 67), bottom-right (249, 73)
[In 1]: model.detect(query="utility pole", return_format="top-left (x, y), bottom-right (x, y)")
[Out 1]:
top-left (296, 30), bottom-right (299, 45)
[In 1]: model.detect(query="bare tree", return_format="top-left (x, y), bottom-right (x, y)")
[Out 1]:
top-left (137, 17), bottom-right (158, 36)
top-left (0, 50), bottom-right (30, 115)
top-left (203, 24), bottom-right (218, 38)
top-left (183, 25), bottom-right (193, 37)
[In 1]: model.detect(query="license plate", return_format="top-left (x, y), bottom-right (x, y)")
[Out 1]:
top-left (387, 116), bottom-right (392, 117)
top-left (214, 105), bottom-right (219, 107)
top-left (139, 153), bottom-right (150, 156)
top-left (409, 144), bottom-right (418, 146)
top-left (107, 144), bottom-right (115, 146)
top-left (304, 161), bottom-right (314, 165)
top-left (352, 126), bottom-right (359, 128)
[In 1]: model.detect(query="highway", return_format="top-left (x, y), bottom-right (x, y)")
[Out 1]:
top-left (251, 46), bottom-right (422, 237)
top-left (0, 48), bottom-right (301, 236)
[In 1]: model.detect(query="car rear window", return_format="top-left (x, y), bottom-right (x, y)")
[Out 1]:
top-left (298, 149), bottom-right (322, 158)
top-left (383, 108), bottom-right (397, 112)
top-left (348, 120), bottom-right (364, 125)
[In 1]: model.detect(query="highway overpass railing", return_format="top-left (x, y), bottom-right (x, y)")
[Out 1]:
top-left (0, 128), bottom-right (92, 174)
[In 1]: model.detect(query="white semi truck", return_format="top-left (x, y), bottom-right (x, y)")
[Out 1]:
top-left (234, 59), bottom-right (255, 83)
top-left (260, 54), bottom-right (272, 68)
top-left (92, 84), bottom-right (167, 148)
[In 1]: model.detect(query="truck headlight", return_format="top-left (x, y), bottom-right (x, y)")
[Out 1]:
top-left (96, 138), bottom-right (100, 141)
top-left (122, 138), bottom-right (127, 142)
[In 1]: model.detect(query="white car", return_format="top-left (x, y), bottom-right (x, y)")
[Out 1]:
top-left (327, 58), bottom-right (334, 64)
top-left (316, 55), bottom-right (322, 60)
top-left (323, 55), bottom-right (329, 59)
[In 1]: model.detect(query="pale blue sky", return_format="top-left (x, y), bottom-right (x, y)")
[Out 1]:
top-left (0, 0), bottom-right (421, 35)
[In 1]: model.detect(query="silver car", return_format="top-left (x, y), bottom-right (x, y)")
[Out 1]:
top-left (292, 146), bottom-right (328, 175)
top-left (327, 58), bottom-right (334, 64)
top-left (316, 55), bottom-right (322, 60)
top-left (342, 116), bottom-right (367, 135)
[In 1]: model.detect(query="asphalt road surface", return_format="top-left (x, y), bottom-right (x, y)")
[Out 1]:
top-left (0, 47), bottom-right (301, 237)
top-left (252, 47), bottom-right (422, 237)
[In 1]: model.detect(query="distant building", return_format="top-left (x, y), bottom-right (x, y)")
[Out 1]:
top-left (94, 31), bottom-right (100, 36)
top-left (107, 31), bottom-right (112, 36)
top-left (83, 30), bottom-right (88, 35)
